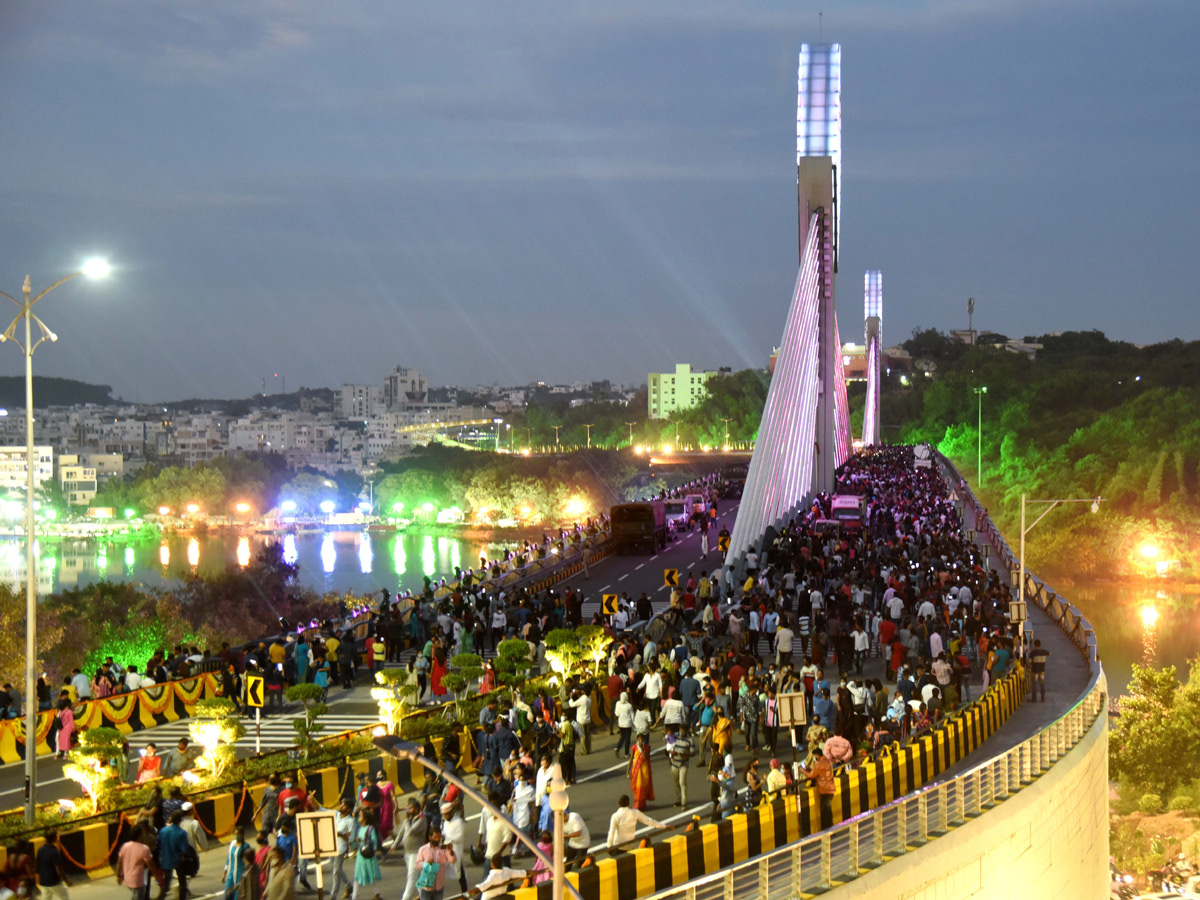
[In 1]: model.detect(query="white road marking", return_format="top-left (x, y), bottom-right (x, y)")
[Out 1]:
top-left (634, 564), bottom-right (644, 570)
top-left (618, 574), bottom-right (628, 581)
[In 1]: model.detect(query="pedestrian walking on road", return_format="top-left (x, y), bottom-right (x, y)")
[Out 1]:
top-left (665, 726), bottom-right (693, 807)
top-left (1029, 639), bottom-right (1050, 702)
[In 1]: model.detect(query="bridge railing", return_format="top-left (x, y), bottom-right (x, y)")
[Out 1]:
top-left (643, 674), bottom-right (1106, 900)
top-left (636, 452), bottom-right (1106, 900)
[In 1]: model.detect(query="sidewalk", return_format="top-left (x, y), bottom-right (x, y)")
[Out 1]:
top-left (932, 498), bottom-right (1094, 783)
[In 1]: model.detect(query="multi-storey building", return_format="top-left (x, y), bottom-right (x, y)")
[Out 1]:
top-left (647, 364), bottom-right (717, 419)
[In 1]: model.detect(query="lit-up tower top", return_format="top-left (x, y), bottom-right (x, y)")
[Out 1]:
top-left (797, 42), bottom-right (841, 495)
top-left (863, 270), bottom-right (882, 446)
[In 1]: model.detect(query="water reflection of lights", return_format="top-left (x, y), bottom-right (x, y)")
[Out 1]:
top-left (321, 534), bottom-right (336, 574)
top-left (358, 534), bottom-right (373, 574)
top-left (449, 539), bottom-right (460, 572)
top-left (393, 535), bottom-right (406, 576)
top-left (283, 533), bottom-right (298, 565)
top-left (159, 542), bottom-right (170, 568)
top-left (124, 547), bottom-right (135, 570)
top-left (236, 537), bottom-right (251, 568)
top-left (422, 536), bottom-right (436, 578)
top-left (1141, 603), bottom-right (1158, 662)
top-left (187, 537), bottom-right (200, 568)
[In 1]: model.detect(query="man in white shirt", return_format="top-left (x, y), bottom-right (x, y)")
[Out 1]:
top-left (475, 857), bottom-right (527, 900)
top-left (809, 588), bottom-right (824, 613)
top-left (606, 795), bottom-right (665, 849)
top-left (917, 598), bottom-right (937, 620)
top-left (329, 801), bottom-right (355, 900)
top-left (613, 607), bottom-right (629, 631)
top-left (775, 622), bottom-right (794, 665)
top-left (639, 667), bottom-right (663, 725)
top-left (564, 807), bottom-right (591, 861)
top-left (569, 688), bottom-right (593, 754)
top-left (124, 667), bottom-right (143, 692)
top-left (887, 591), bottom-right (905, 621)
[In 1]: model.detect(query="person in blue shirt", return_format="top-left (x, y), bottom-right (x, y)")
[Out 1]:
top-left (812, 689), bottom-right (837, 732)
top-left (157, 811), bottom-right (192, 900)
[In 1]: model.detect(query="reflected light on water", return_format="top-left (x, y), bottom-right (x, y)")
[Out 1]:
top-left (1141, 603), bottom-right (1158, 663)
top-left (321, 534), bottom-right (336, 574)
top-left (236, 537), bottom-right (251, 568)
top-left (187, 538), bottom-right (200, 569)
top-left (124, 547), bottom-right (135, 570)
top-left (358, 534), bottom-right (373, 574)
top-left (393, 535), bottom-right (406, 576)
top-left (450, 539), bottom-right (461, 573)
top-left (159, 542), bottom-right (170, 568)
top-left (422, 535), bottom-right (436, 579)
top-left (283, 533), bottom-right (298, 566)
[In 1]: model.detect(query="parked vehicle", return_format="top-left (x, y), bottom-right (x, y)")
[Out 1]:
top-left (830, 493), bottom-right (867, 531)
top-left (611, 501), bottom-right (667, 553)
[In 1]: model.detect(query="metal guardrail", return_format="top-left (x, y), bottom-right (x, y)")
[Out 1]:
top-left (635, 452), bottom-right (1107, 900)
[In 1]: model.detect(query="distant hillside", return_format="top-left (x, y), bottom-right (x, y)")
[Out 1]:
top-left (0, 376), bottom-right (115, 409)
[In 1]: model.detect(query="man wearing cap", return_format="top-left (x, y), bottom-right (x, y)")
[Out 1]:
top-left (179, 802), bottom-right (209, 854)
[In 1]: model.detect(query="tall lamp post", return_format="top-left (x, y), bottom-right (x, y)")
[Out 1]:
top-left (624, 421), bottom-right (637, 448)
top-left (973, 386), bottom-right (987, 485)
top-left (582, 423), bottom-right (594, 449)
top-left (373, 737), bottom-right (581, 900)
top-left (720, 416), bottom-right (733, 449)
top-left (1017, 493), bottom-right (1102, 607)
top-left (0, 258), bottom-right (111, 824)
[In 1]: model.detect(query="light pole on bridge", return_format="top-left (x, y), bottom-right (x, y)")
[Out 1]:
top-left (973, 386), bottom-right (987, 486)
top-left (1016, 493), bottom-right (1102, 608)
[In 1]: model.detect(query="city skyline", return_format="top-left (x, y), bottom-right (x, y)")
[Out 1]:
top-left (2, 0), bottom-right (1196, 402)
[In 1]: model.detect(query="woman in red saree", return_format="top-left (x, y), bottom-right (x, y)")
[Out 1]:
top-left (627, 733), bottom-right (655, 810)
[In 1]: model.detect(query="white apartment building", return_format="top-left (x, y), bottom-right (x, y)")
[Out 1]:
top-left (384, 367), bottom-right (428, 410)
top-left (57, 455), bottom-right (98, 506)
top-left (0, 445), bottom-right (54, 495)
top-left (340, 384), bottom-right (385, 420)
top-left (647, 363), bottom-right (716, 419)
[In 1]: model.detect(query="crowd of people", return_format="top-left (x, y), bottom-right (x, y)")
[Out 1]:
top-left (2, 447), bottom-right (1036, 900)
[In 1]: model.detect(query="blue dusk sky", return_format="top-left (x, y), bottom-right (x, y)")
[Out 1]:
top-left (1, 1), bottom-right (1196, 401)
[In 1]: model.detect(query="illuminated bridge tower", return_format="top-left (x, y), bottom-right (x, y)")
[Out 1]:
top-left (728, 43), bottom-right (842, 564)
top-left (862, 270), bottom-right (882, 445)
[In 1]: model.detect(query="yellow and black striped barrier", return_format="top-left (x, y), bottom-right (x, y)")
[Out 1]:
top-left (505, 668), bottom-right (1027, 900)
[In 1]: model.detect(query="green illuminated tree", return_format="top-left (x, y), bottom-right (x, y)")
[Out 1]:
top-left (286, 683), bottom-right (329, 760)
top-left (372, 669), bottom-right (419, 734)
top-left (494, 639), bottom-right (532, 702)
top-left (63, 726), bottom-right (127, 814)
top-left (189, 698), bottom-right (245, 782)
top-left (543, 629), bottom-right (582, 691)
top-left (575, 625), bottom-right (612, 675)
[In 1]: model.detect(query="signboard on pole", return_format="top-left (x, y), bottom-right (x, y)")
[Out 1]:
top-left (663, 569), bottom-right (679, 587)
top-left (296, 811), bottom-right (338, 859)
top-left (777, 692), bottom-right (808, 729)
top-left (601, 594), bottom-right (619, 615)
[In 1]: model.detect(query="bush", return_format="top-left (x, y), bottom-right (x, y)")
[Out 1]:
top-left (1169, 795), bottom-right (1194, 812)
top-left (1139, 793), bottom-right (1164, 814)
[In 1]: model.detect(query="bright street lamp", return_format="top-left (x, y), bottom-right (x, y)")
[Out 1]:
top-left (720, 417), bottom-right (733, 449)
top-left (973, 387), bottom-right (987, 485)
top-left (373, 738), bottom-right (582, 900)
top-left (1016, 493), bottom-right (1103, 609)
top-left (0, 259), bottom-right (111, 825)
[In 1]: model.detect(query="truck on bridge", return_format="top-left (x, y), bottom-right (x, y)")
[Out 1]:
top-left (610, 500), bottom-right (667, 553)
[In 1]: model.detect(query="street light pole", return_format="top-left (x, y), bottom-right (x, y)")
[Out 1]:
top-left (973, 387), bottom-right (987, 486)
top-left (720, 417), bottom-right (733, 448)
top-left (624, 421), bottom-right (636, 447)
top-left (0, 259), bottom-right (110, 825)
top-left (583, 424), bottom-right (594, 449)
top-left (373, 738), bottom-right (582, 900)
top-left (552, 424), bottom-right (561, 448)
top-left (1017, 492), bottom-right (1103, 607)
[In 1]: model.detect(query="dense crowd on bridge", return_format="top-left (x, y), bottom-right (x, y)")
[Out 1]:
top-left (4, 449), bottom-right (1039, 900)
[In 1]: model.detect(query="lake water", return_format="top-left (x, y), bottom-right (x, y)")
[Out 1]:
top-left (0, 529), bottom-right (519, 600)
top-left (1065, 581), bottom-right (1198, 699)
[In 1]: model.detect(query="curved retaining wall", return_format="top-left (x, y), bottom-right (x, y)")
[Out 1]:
top-left (838, 692), bottom-right (1109, 899)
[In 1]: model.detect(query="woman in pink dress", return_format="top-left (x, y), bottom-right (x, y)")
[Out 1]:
top-left (480, 661), bottom-right (496, 694)
top-left (54, 699), bottom-right (75, 759)
top-left (374, 771), bottom-right (396, 841)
